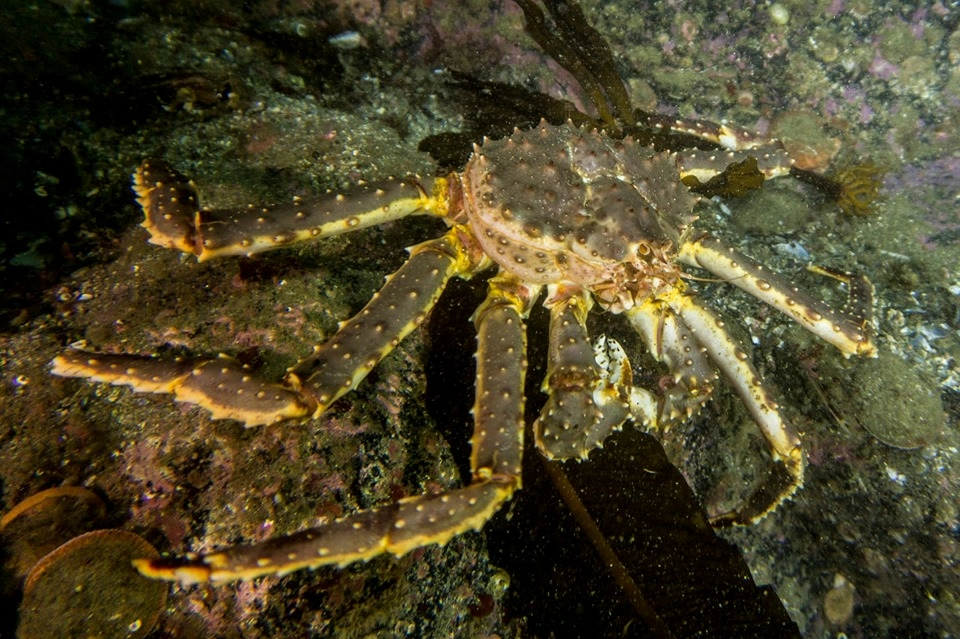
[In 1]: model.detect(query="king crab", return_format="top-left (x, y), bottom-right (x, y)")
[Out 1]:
top-left (51, 114), bottom-right (875, 583)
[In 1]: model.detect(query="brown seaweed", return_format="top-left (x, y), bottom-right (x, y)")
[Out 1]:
top-left (682, 156), bottom-right (767, 198)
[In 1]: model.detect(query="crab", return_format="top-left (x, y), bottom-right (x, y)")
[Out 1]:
top-left (50, 113), bottom-right (876, 584)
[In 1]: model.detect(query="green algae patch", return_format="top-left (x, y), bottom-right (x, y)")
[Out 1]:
top-left (844, 350), bottom-right (945, 449)
top-left (729, 183), bottom-right (813, 237)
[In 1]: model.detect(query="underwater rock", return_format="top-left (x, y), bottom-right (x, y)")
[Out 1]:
top-left (18, 529), bottom-right (166, 639)
top-left (0, 486), bottom-right (107, 582)
top-left (848, 350), bottom-right (945, 449)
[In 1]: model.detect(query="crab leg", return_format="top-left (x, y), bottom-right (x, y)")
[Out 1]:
top-left (469, 274), bottom-right (537, 484)
top-left (535, 284), bottom-right (653, 460)
top-left (135, 474), bottom-right (518, 583)
top-left (678, 234), bottom-right (876, 357)
top-left (50, 351), bottom-right (312, 425)
top-left (628, 289), bottom-right (802, 524)
top-left (134, 160), bottom-right (455, 261)
top-left (290, 230), bottom-right (484, 417)
top-left (646, 112), bottom-right (783, 154)
top-left (133, 274), bottom-right (534, 583)
top-left (668, 293), bottom-right (804, 525)
top-left (626, 298), bottom-right (719, 426)
top-left (52, 229), bottom-right (485, 427)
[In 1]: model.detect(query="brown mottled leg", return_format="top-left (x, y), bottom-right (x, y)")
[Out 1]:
top-left (626, 298), bottom-right (719, 426)
top-left (51, 230), bottom-right (484, 427)
top-left (678, 234), bottom-right (876, 357)
top-left (133, 273), bottom-right (534, 583)
top-left (51, 351), bottom-right (311, 426)
top-left (134, 160), bottom-right (454, 261)
top-left (291, 230), bottom-right (484, 416)
top-left (626, 289), bottom-right (803, 525)
top-left (669, 294), bottom-right (804, 525)
top-left (535, 284), bottom-right (655, 460)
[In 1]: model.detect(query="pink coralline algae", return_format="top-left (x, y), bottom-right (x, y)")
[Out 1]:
top-left (869, 53), bottom-right (899, 81)
top-left (885, 156), bottom-right (960, 192)
top-left (884, 157), bottom-right (960, 249)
